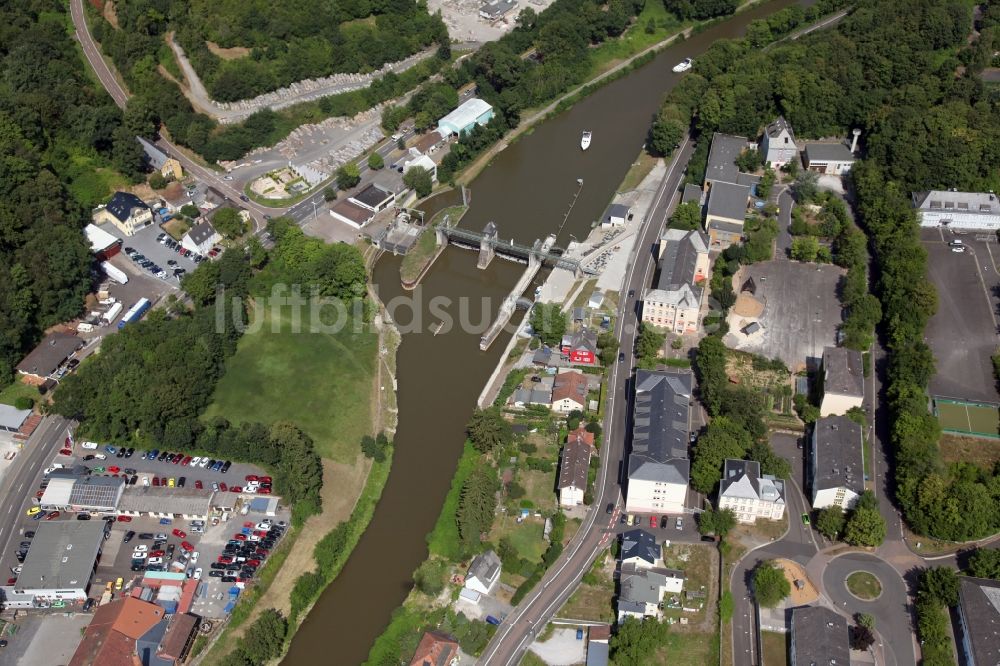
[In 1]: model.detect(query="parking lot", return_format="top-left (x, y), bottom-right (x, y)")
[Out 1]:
top-left (98, 221), bottom-right (203, 286)
top-left (724, 261), bottom-right (844, 371)
top-left (921, 228), bottom-right (1000, 403)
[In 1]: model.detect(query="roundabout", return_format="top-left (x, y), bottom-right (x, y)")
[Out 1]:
top-left (846, 570), bottom-right (883, 600)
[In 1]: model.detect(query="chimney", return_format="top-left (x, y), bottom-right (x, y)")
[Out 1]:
top-left (850, 129), bottom-right (861, 154)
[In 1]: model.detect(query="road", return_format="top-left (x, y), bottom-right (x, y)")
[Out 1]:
top-left (478, 136), bottom-right (696, 666)
top-left (0, 417), bottom-right (73, 573)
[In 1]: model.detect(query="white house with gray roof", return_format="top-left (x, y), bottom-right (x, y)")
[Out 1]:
top-left (464, 550), bottom-right (501, 598)
top-left (760, 117), bottom-right (797, 168)
top-left (642, 229), bottom-right (709, 334)
top-left (619, 529), bottom-right (661, 569)
top-left (803, 142), bottom-right (856, 175)
top-left (717, 459), bottom-right (785, 523)
top-left (913, 190), bottom-right (1000, 230)
top-left (810, 415), bottom-right (864, 510)
top-left (625, 370), bottom-right (692, 515)
top-left (820, 346), bottom-right (864, 417)
top-left (182, 220), bottom-right (221, 255)
top-left (617, 563), bottom-right (685, 622)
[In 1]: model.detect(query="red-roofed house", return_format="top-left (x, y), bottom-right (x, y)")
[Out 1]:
top-left (560, 329), bottom-right (599, 365)
top-left (70, 597), bottom-right (165, 666)
top-left (559, 427), bottom-right (595, 507)
top-left (550, 371), bottom-right (588, 413)
top-left (409, 631), bottom-right (460, 666)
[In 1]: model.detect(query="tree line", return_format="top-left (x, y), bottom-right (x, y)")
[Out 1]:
top-left (650, 0), bottom-right (1000, 540)
top-left (0, 1), bottom-right (154, 387)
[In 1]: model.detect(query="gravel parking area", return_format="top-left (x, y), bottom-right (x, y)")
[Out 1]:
top-left (725, 261), bottom-right (844, 371)
top-left (98, 222), bottom-right (203, 286)
top-left (921, 228), bottom-right (1000, 403)
top-left (2, 612), bottom-right (92, 665)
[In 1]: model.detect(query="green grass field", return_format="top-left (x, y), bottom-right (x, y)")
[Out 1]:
top-left (936, 399), bottom-right (1000, 437)
top-left (0, 382), bottom-right (40, 408)
top-left (204, 308), bottom-right (378, 462)
top-left (761, 631), bottom-right (788, 666)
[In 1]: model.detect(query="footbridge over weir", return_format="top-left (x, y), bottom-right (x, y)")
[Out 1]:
top-left (434, 222), bottom-right (595, 350)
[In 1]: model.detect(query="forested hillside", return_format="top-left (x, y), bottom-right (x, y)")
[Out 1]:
top-left (107, 0), bottom-right (447, 102)
top-left (652, 0), bottom-right (1000, 540)
top-left (0, 1), bottom-right (142, 385)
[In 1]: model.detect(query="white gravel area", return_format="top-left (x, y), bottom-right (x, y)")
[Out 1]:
top-left (527, 627), bottom-right (587, 665)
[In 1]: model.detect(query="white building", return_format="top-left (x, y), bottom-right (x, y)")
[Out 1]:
top-left (1, 521), bottom-right (106, 607)
top-left (820, 346), bottom-right (864, 417)
top-left (0, 404), bottom-right (32, 434)
top-left (92, 192), bottom-right (152, 237)
top-left (810, 416), bottom-right (865, 510)
top-left (602, 203), bottom-right (631, 228)
top-left (717, 459), bottom-right (786, 523)
top-left (181, 220), bottom-right (221, 256)
top-left (803, 142), bottom-right (856, 175)
top-left (760, 117), bottom-right (797, 168)
top-left (625, 371), bottom-right (692, 515)
top-left (617, 562), bottom-right (685, 622)
top-left (39, 475), bottom-right (125, 514)
top-left (558, 427), bottom-right (594, 507)
top-left (550, 371), bottom-right (588, 414)
top-left (117, 487), bottom-right (214, 521)
top-left (619, 529), bottom-right (661, 569)
top-left (403, 154), bottom-right (437, 182)
top-left (464, 550), bottom-right (501, 599)
top-left (437, 99), bottom-right (495, 137)
top-left (913, 190), bottom-right (1000, 230)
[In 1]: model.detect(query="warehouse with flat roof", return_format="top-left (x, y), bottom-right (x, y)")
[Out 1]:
top-left (117, 487), bottom-right (214, 520)
top-left (39, 475), bottom-right (125, 513)
top-left (437, 99), bottom-right (494, 137)
top-left (1, 520), bottom-right (107, 607)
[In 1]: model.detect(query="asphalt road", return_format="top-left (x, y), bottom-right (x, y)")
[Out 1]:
top-left (0, 417), bottom-right (73, 575)
top-left (478, 136), bottom-right (696, 666)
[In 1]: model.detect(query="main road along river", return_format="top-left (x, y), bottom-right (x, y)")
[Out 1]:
top-left (283, 1), bottom-right (806, 662)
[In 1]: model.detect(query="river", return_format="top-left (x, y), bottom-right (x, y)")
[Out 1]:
top-left (283, 1), bottom-right (804, 662)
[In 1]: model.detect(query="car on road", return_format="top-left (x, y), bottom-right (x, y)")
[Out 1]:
top-left (240, 195), bottom-right (250, 202)
top-left (618, 352), bottom-right (625, 362)
top-left (195, 480), bottom-right (203, 489)
top-left (801, 513), bottom-right (811, 525)
top-left (25, 507), bottom-right (40, 517)
top-left (148, 557), bottom-right (163, 566)
top-left (193, 568), bottom-right (202, 579)
top-left (76, 513), bottom-right (91, 520)
top-left (485, 615), bottom-right (501, 626)
top-left (59, 448), bottom-right (72, 456)
top-left (675, 516), bottom-right (683, 530)
top-left (951, 245), bottom-right (965, 253)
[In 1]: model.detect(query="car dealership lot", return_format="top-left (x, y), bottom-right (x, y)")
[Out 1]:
top-left (98, 222), bottom-right (202, 285)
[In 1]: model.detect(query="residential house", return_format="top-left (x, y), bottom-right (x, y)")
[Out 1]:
top-left (625, 370), bottom-right (692, 515)
top-left (438, 99), bottom-right (495, 137)
top-left (820, 346), bottom-right (864, 416)
top-left (561, 329), bottom-right (599, 365)
top-left (913, 190), bottom-right (1000, 230)
top-left (413, 131), bottom-right (443, 155)
top-left (550, 371), bottom-right (588, 413)
top-left (510, 387), bottom-right (552, 409)
top-left (760, 117), bottom-right (797, 168)
top-left (156, 613), bottom-right (199, 664)
top-left (464, 550), bottom-right (502, 597)
top-left (84, 223), bottom-right (122, 260)
top-left (409, 631), bottom-right (460, 666)
top-left (704, 133), bottom-right (749, 188)
top-left (956, 576), bottom-right (1000, 666)
top-left (159, 182), bottom-right (193, 213)
top-left (602, 203), bottom-right (632, 228)
top-left (93, 192), bottom-right (153, 237)
top-left (803, 142), bottom-right (856, 175)
top-left (181, 220), bottom-right (221, 256)
top-left (558, 427), bottom-right (595, 507)
top-left (69, 596), bottom-right (200, 666)
top-left (681, 183), bottom-right (704, 206)
top-left (617, 563), bottom-right (685, 622)
top-left (349, 183), bottom-right (396, 213)
top-left (330, 199), bottom-right (375, 228)
top-left (704, 181), bottom-right (751, 249)
top-left (479, 0), bottom-right (518, 21)
top-left (642, 229), bottom-right (709, 333)
top-left (136, 137), bottom-right (184, 181)
top-left (16, 332), bottom-right (83, 384)
top-left (619, 529), bottom-right (661, 569)
top-left (403, 154), bottom-right (438, 182)
top-left (2, 521), bottom-right (106, 607)
top-left (789, 606), bottom-right (850, 666)
top-left (717, 459), bottom-right (786, 523)
top-left (810, 415), bottom-right (864, 510)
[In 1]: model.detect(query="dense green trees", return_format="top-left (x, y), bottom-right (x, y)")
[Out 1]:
top-left (530, 303), bottom-right (568, 347)
top-left (212, 207), bottom-right (247, 239)
top-left (668, 202), bottom-right (702, 230)
top-left (456, 467), bottom-right (500, 549)
top-left (609, 617), bottom-right (671, 666)
top-left (220, 608), bottom-right (288, 666)
top-left (916, 567), bottom-right (961, 666)
top-left (336, 163), bottom-right (362, 191)
top-left (466, 409), bottom-right (513, 455)
top-left (752, 561), bottom-right (790, 608)
top-left (815, 506), bottom-right (845, 540)
top-left (635, 324), bottom-right (665, 367)
top-left (690, 417), bottom-right (751, 493)
top-left (403, 166), bottom-right (434, 198)
top-left (969, 548), bottom-right (1000, 580)
top-left (698, 507), bottom-right (736, 537)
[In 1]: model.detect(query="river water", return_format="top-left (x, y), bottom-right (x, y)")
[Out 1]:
top-left (283, 1), bottom-right (803, 662)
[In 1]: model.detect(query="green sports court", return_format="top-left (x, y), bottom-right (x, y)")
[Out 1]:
top-left (934, 397), bottom-right (1000, 439)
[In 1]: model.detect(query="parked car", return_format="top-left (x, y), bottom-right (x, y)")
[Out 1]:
top-left (45, 511), bottom-right (60, 520)
top-left (123, 531), bottom-right (135, 543)
top-left (195, 480), bottom-right (203, 490)
top-left (485, 616), bottom-right (501, 626)
top-left (172, 529), bottom-right (186, 538)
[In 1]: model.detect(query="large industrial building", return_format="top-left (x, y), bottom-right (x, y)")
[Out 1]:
top-left (39, 475), bottom-right (126, 514)
top-left (437, 99), bottom-right (495, 137)
top-left (2, 521), bottom-right (107, 607)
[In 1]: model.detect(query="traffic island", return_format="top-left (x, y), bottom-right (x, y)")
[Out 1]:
top-left (846, 570), bottom-right (882, 600)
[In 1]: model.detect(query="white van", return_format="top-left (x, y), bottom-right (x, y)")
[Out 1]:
top-left (81, 441), bottom-right (99, 450)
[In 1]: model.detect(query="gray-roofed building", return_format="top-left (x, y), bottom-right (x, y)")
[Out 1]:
top-left (0, 404), bottom-right (32, 433)
top-left (2, 520), bottom-right (106, 606)
top-left (820, 346), bottom-right (864, 416)
top-left (93, 191), bottom-right (153, 236)
top-left (39, 475), bottom-right (126, 513)
top-left (330, 199), bottom-right (375, 228)
top-left (465, 550), bottom-right (501, 597)
top-left (136, 137), bottom-right (183, 181)
top-left (479, 0), bottom-right (518, 20)
top-left (117, 487), bottom-right (214, 520)
top-left (532, 345), bottom-right (558, 367)
top-left (760, 117), bottom-right (797, 167)
top-left (957, 576), bottom-right (1000, 666)
top-left (626, 370), bottom-right (692, 514)
top-left (619, 529), bottom-right (660, 568)
top-left (705, 133), bottom-right (749, 187)
top-left (810, 415), bottom-right (865, 510)
top-left (913, 190), bottom-right (1000, 230)
top-left (717, 459), bottom-right (785, 523)
top-left (602, 203), bottom-right (632, 227)
top-left (136, 617), bottom-right (171, 666)
top-left (617, 562), bottom-right (685, 621)
top-left (559, 427), bottom-right (595, 506)
top-left (510, 387), bottom-right (552, 408)
top-left (790, 606), bottom-right (850, 666)
top-left (681, 183), bottom-right (704, 206)
top-left (586, 641), bottom-right (609, 666)
top-left (642, 229), bottom-right (709, 334)
top-left (181, 220), bottom-right (221, 255)
top-left (350, 184), bottom-right (396, 213)
top-left (705, 181), bottom-right (750, 249)
top-left (803, 142), bottom-right (856, 175)
top-left (16, 332), bottom-right (83, 383)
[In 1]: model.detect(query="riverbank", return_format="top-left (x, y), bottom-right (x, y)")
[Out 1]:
top-left (198, 309), bottom-right (401, 664)
top-left (400, 204), bottom-right (468, 288)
